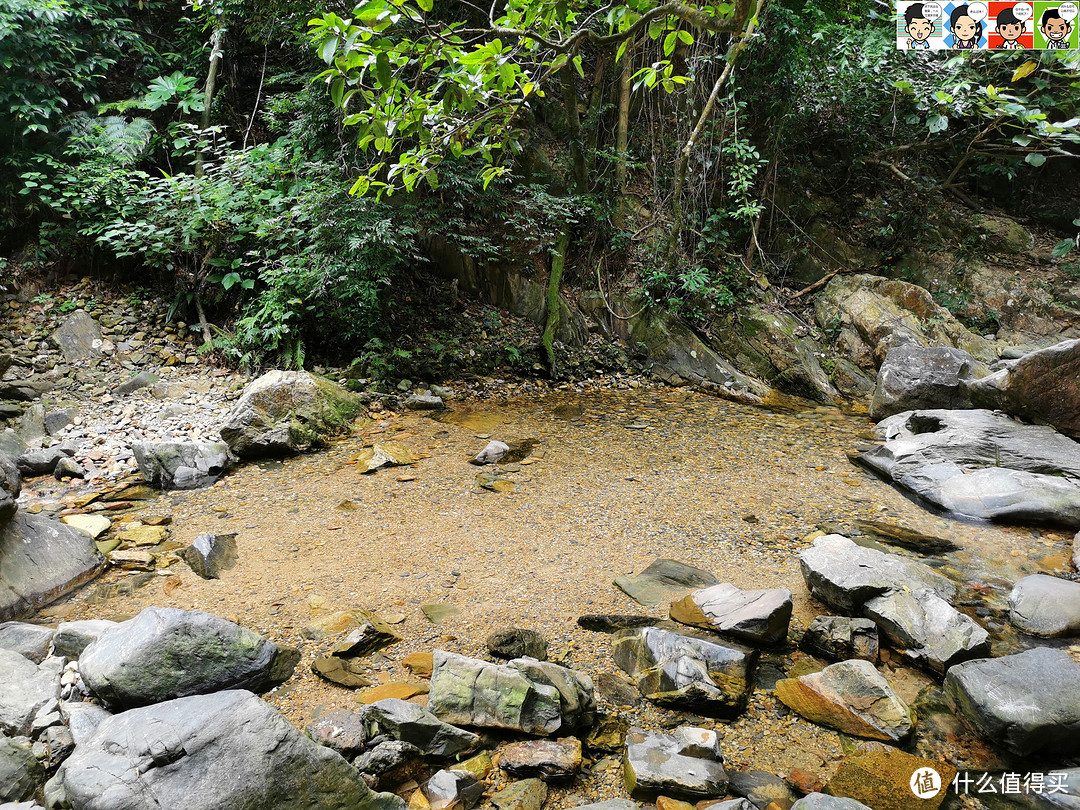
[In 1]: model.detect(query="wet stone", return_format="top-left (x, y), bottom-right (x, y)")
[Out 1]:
top-left (577, 615), bottom-right (661, 633)
top-left (180, 532), bottom-right (239, 579)
top-left (491, 779), bottom-right (548, 810)
top-left (800, 617), bottom-right (879, 663)
top-left (312, 656), bottom-right (372, 688)
top-left (499, 738), bottom-right (582, 783)
top-left (486, 628), bottom-right (548, 660)
top-left (614, 558), bottom-right (718, 607)
top-left (623, 727), bottom-right (728, 801)
top-left (305, 708), bottom-right (371, 758)
top-left (669, 583), bottom-right (792, 646)
top-left (824, 748), bottom-right (955, 810)
top-left (422, 769), bottom-right (484, 810)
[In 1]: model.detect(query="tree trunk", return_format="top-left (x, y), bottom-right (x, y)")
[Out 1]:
top-left (561, 64), bottom-right (587, 193)
top-left (614, 41), bottom-right (633, 192)
top-left (195, 25), bottom-right (225, 177)
top-left (541, 231), bottom-right (570, 374)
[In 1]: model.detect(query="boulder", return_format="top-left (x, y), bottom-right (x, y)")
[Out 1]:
top-left (15, 446), bottom-right (72, 476)
top-left (50, 310), bottom-right (102, 362)
top-left (774, 660), bottom-right (912, 743)
top-left (860, 409), bottom-right (1080, 526)
top-left (0, 650), bottom-right (61, 736)
top-left (47, 690), bottom-right (402, 810)
top-left (612, 626), bottom-right (755, 716)
top-left (813, 274), bottom-right (995, 365)
top-left (863, 588), bottom-right (990, 673)
top-left (0, 452), bottom-right (19, 523)
top-left (78, 607), bottom-right (293, 710)
top-left (366, 698), bottom-right (478, 758)
top-left (404, 394), bottom-right (444, 410)
top-left (0, 622), bottom-right (53, 663)
top-left (0, 513), bottom-right (104, 622)
top-left (1007, 574), bottom-right (1080, 637)
top-left (824, 748), bottom-right (955, 810)
top-left (801, 617), bottom-right (878, 662)
top-left (131, 440), bottom-right (231, 489)
top-left (422, 769), bottom-right (484, 810)
top-left (486, 628), bottom-right (548, 660)
top-left (0, 736), bottom-right (42, 803)
top-left (499, 738), bottom-right (582, 782)
top-left (623, 727), bottom-right (728, 800)
top-left (869, 345), bottom-right (988, 421)
top-left (669, 582), bottom-right (792, 645)
top-left (179, 532), bottom-right (239, 579)
top-left (798, 534), bottom-right (956, 614)
top-left (428, 651), bottom-right (594, 735)
top-left (614, 558), bottom-right (718, 607)
top-left (0, 376), bottom-right (53, 402)
top-left (115, 370), bottom-right (159, 396)
top-left (353, 740), bottom-right (422, 776)
top-left (59, 701), bottom-right (113, 745)
top-left (305, 708), bottom-right (370, 758)
top-left (53, 456), bottom-right (85, 480)
top-left (16, 405), bottom-right (45, 442)
top-left (219, 370), bottom-right (363, 458)
top-left (726, 770), bottom-right (801, 809)
top-left (491, 779), bottom-right (548, 810)
top-left (43, 408), bottom-right (76, 435)
top-left (472, 441), bottom-right (510, 465)
top-left (51, 619), bottom-right (117, 659)
top-left (945, 647), bottom-right (1080, 756)
top-left (971, 338), bottom-right (1080, 439)
top-left (791, 795), bottom-right (871, 809)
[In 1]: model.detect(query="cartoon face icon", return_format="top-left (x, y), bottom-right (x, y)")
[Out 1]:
top-left (1042, 12), bottom-right (1071, 39)
top-left (953, 14), bottom-right (979, 38)
top-left (999, 20), bottom-right (1023, 40)
top-left (907, 16), bottom-right (935, 40)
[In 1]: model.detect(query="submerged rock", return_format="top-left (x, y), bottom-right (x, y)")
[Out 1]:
top-left (220, 370), bottom-right (363, 458)
top-left (472, 440), bottom-right (510, 465)
top-left (801, 617), bottom-right (878, 662)
top-left (669, 582), bottom-right (792, 645)
top-left (180, 532), bottom-right (239, 579)
top-left (623, 727), bottom-right (728, 800)
top-left (48, 690), bottom-right (401, 810)
top-left (612, 626), bottom-right (754, 716)
top-left (824, 748), bottom-right (955, 810)
top-left (775, 660), bottom-right (912, 743)
top-left (945, 647), bottom-right (1080, 756)
top-left (1007, 574), bottom-right (1080, 637)
top-left (79, 607), bottom-right (293, 710)
top-left (614, 558), bottom-right (718, 607)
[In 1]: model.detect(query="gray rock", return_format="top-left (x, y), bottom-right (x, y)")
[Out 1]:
top-left (353, 740), bottom-right (423, 776)
top-left (0, 452), bottom-right (19, 523)
top-left (0, 431), bottom-right (27, 460)
top-left (429, 651), bottom-right (593, 735)
top-left (1008, 574), bottom-right (1080, 637)
top-left (0, 736), bottom-right (42, 803)
top-left (423, 769), bottom-right (484, 810)
top-left (1075, 530), bottom-right (1080, 572)
top-left (623, 727), bottom-right (727, 800)
top-left (798, 534), bottom-right (956, 614)
top-left (305, 708), bottom-right (371, 758)
top-left (180, 532), bottom-right (239, 579)
top-left (219, 370), bottom-right (363, 458)
top-left (59, 701), bottom-right (112, 745)
top-left (486, 628), bottom-right (548, 660)
top-left (15, 405), bottom-right (44, 442)
top-left (0, 622), bottom-right (53, 663)
top-left (491, 778), bottom-right (548, 810)
top-left (613, 558), bottom-right (718, 607)
top-left (774, 660), bottom-right (912, 743)
top-left (0, 803), bottom-right (45, 810)
top-left (473, 440), bottom-right (510, 464)
top-left (51, 619), bottom-right (117, 659)
top-left (1031, 768), bottom-right (1080, 809)
top-left (612, 626), bottom-right (754, 717)
top-left (366, 698), bottom-right (478, 758)
top-left (571, 803), bottom-right (638, 810)
top-left (791, 795), bottom-right (871, 810)
top-left (53, 456), bottom-right (85, 480)
top-left (861, 409), bottom-right (1080, 526)
top-left (801, 617), bottom-right (879, 662)
top-left (945, 647), bottom-right (1080, 756)
top-left (15, 446), bottom-right (72, 476)
top-left (669, 583), bottom-right (792, 645)
top-left (499, 738), bottom-right (582, 782)
top-left (404, 394), bottom-right (444, 410)
top-left (0, 512), bottom-right (104, 622)
top-left (869, 345), bottom-right (987, 421)
top-left (0, 376), bottom-right (53, 402)
top-left (576, 615), bottom-right (661, 633)
top-left (40, 724), bottom-right (75, 770)
top-left (48, 690), bottom-right (401, 810)
top-left (864, 588), bottom-right (990, 673)
top-left (114, 371), bottom-right (159, 396)
top-left (0, 650), bottom-right (61, 736)
top-left (132, 440), bottom-right (231, 489)
top-left (726, 770), bottom-right (801, 809)
top-left (79, 607), bottom-right (292, 710)
top-left (50, 310), bottom-right (102, 362)
top-left (701, 802), bottom-right (755, 810)
top-left (43, 408), bottom-right (76, 436)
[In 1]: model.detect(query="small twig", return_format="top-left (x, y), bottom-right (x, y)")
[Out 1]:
top-left (242, 45), bottom-right (268, 150)
top-left (596, 260), bottom-right (648, 320)
top-left (789, 267), bottom-right (842, 300)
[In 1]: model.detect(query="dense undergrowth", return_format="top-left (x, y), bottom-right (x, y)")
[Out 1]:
top-left (2, 0), bottom-right (1078, 375)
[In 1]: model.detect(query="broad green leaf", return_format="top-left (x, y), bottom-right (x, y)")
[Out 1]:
top-left (1052, 237), bottom-right (1074, 257)
top-left (1025, 152), bottom-right (1047, 167)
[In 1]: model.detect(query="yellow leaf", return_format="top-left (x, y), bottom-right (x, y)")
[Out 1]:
top-left (1012, 61), bottom-right (1037, 82)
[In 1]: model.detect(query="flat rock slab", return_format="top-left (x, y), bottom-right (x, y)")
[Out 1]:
top-left (499, 738), bottom-right (582, 782)
top-left (623, 727), bottom-right (727, 800)
top-left (428, 651), bottom-right (594, 735)
top-left (60, 514), bottom-right (111, 540)
top-left (614, 559), bottom-right (718, 606)
top-left (612, 627), bottom-right (754, 717)
top-left (1008, 574), bottom-right (1080, 637)
top-left (670, 583), bottom-right (792, 645)
top-left (0, 649), bottom-right (61, 736)
top-left (491, 778), bottom-right (548, 810)
top-left (577, 615), bottom-right (661, 633)
top-left (775, 660), bottom-right (912, 743)
top-left (792, 794), bottom-right (872, 809)
top-left (367, 698), bottom-right (477, 757)
top-left (863, 588), bottom-right (989, 673)
top-left (49, 690), bottom-right (401, 810)
top-left (861, 409), bottom-right (1080, 526)
top-left (312, 655), bottom-right (371, 688)
top-left (824, 748), bottom-right (956, 810)
top-left (945, 647), bottom-right (1080, 756)
top-left (50, 310), bottom-right (102, 362)
top-left (798, 534), bottom-right (956, 614)
top-left (303, 608), bottom-right (398, 641)
top-left (0, 512), bottom-right (105, 622)
top-left (79, 607), bottom-right (290, 710)
top-left (801, 617), bottom-right (878, 662)
top-left (0, 622), bottom-right (54, 663)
